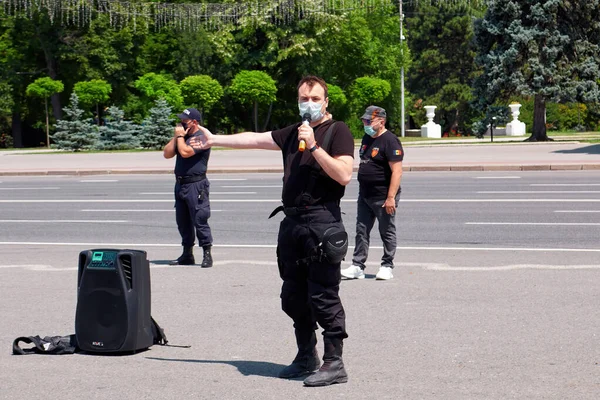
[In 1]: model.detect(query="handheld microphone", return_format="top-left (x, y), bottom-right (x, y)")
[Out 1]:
top-left (299, 113), bottom-right (311, 152)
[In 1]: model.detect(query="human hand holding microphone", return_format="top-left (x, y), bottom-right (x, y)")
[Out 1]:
top-left (298, 113), bottom-right (313, 152)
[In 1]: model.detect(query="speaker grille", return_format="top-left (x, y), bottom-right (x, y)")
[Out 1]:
top-left (120, 254), bottom-right (133, 290)
top-left (76, 281), bottom-right (128, 351)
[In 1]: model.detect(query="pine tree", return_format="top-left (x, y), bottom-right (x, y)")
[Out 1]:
top-left (406, 2), bottom-right (482, 134)
top-left (473, 0), bottom-right (600, 141)
top-left (139, 99), bottom-right (174, 149)
top-left (97, 106), bottom-right (140, 150)
top-left (52, 93), bottom-right (98, 151)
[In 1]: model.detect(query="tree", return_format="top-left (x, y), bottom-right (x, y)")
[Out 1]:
top-left (346, 77), bottom-right (392, 136)
top-left (349, 77), bottom-right (392, 113)
top-left (228, 70), bottom-right (277, 132)
top-left (474, 0), bottom-right (600, 141)
top-left (26, 77), bottom-right (65, 148)
top-left (406, 2), bottom-right (482, 134)
top-left (0, 81), bottom-right (13, 142)
top-left (139, 99), bottom-right (174, 149)
top-left (97, 106), bottom-right (139, 150)
top-left (73, 80), bottom-right (112, 125)
top-left (179, 75), bottom-right (224, 124)
top-left (52, 93), bottom-right (98, 151)
top-left (327, 84), bottom-right (349, 121)
top-left (134, 73), bottom-right (184, 116)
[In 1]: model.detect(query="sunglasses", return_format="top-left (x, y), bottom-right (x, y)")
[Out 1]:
top-left (362, 119), bottom-right (372, 125)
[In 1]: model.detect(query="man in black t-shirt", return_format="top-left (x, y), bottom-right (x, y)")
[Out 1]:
top-left (163, 108), bottom-right (213, 268)
top-left (190, 76), bottom-right (354, 387)
top-left (341, 106), bottom-right (404, 281)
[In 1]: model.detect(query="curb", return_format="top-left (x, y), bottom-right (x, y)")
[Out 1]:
top-left (1, 164), bottom-right (600, 176)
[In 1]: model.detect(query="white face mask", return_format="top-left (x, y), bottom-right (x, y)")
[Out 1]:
top-left (298, 101), bottom-right (324, 122)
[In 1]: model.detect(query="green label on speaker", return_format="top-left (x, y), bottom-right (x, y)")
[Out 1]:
top-left (92, 252), bottom-right (104, 261)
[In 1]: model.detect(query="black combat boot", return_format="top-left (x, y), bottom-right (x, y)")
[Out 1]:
top-left (200, 245), bottom-right (213, 268)
top-left (303, 337), bottom-right (348, 387)
top-left (169, 246), bottom-right (195, 265)
top-left (278, 330), bottom-right (321, 379)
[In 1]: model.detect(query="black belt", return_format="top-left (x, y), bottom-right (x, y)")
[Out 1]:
top-left (268, 202), bottom-right (339, 218)
top-left (176, 174), bottom-right (206, 184)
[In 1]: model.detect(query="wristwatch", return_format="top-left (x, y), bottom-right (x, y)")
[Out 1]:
top-left (309, 144), bottom-right (319, 153)
top-left (176, 135), bottom-right (185, 139)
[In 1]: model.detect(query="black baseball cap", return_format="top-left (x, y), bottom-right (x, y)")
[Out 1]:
top-left (177, 108), bottom-right (202, 121)
top-left (361, 105), bottom-right (387, 120)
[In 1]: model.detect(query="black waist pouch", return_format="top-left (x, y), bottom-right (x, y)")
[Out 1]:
top-left (320, 227), bottom-right (348, 264)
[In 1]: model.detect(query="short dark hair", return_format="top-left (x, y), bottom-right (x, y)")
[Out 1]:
top-left (297, 75), bottom-right (328, 99)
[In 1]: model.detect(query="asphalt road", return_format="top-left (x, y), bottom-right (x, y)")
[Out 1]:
top-left (1, 171), bottom-right (599, 399)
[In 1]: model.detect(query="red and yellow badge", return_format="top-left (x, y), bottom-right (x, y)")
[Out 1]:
top-left (395, 149), bottom-right (402, 156)
top-left (371, 147), bottom-right (379, 158)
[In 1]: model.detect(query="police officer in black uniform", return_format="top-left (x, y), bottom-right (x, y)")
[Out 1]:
top-left (163, 108), bottom-right (213, 268)
top-left (190, 76), bottom-right (354, 387)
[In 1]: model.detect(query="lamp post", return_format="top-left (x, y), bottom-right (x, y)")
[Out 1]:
top-left (399, 1), bottom-right (405, 138)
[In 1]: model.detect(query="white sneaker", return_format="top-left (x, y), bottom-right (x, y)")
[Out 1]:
top-left (341, 265), bottom-right (365, 279)
top-left (375, 266), bottom-right (394, 280)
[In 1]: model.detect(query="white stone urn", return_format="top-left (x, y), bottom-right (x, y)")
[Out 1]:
top-left (425, 105), bottom-right (436, 122)
top-left (506, 103), bottom-right (526, 136)
top-left (421, 105), bottom-right (441, 138)
top-left (509, 103), bottom-right (521, 120)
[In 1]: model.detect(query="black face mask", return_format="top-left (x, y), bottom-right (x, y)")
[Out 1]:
top-left (180, 122), bottom-right (188, 131)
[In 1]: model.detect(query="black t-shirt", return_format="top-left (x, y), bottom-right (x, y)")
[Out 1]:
top-left (357, 131), bottom-right (404, 199)
top-left (174, 130), bottom-right (211, 176)
top-left (271, 119), bottom-right (355, 207)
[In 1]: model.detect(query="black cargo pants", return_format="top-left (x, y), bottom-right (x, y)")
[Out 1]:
top-left (276, 205), bottom-right (348, 339)
top-left (174, 179), bottom-right (212, 248)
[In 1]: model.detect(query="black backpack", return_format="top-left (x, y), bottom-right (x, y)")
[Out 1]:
top-left (13, 317), bottom-right (167, 355)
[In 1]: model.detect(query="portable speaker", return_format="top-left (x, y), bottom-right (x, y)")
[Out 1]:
top-left (75, 249), bottom-right (154, 353)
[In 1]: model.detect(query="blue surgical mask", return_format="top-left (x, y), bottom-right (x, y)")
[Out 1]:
top-left (364, 125), bottom-right (376, 136)
top-left (298, 101), bottom-right (324, 122)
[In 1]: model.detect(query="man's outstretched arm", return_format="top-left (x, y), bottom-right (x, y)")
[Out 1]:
top-left (191, 127), bottom-right (280, 151)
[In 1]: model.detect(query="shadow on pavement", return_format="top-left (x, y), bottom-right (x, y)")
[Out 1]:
top-left (553, 144), bottom-right (600, 154)
top-left (146, 356), bottom-right (287, 378)
top-left (150, 260), bottom-right (176, 265)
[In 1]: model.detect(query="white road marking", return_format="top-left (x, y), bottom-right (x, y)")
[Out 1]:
top-left (402, 262), bottom-right (600, 271)
top-left (554, 210), bottom-right (600, 213)
top-left (4, 198), bottom-right (600, 204)
top-left (0, 265), bottom-right (76, 271)
top-left (474, 176), bottom-right (521, 179)
top-left (80, 179), bottom-right (119, 182)
top-left (0, 187), bottom-right (59, 190)
top-left (531, 183), bottom-right (600, 186)
top-left (80, 209), bottom-right (174, 212)
top-left (0, 219), bottom-right (129, 223)
top-left (139, 192), bottom-right (256, 195)
top-left (477, 191), bottom-right (600, 194)
top-left (79, 209), bottom-right (223, 212)
top-left (395, 199), bottom-right (600, 203)
top-left (466, 222), bottom-right (600, 226)
top-left (1, 242), bottom-right (600, 253)
top-left (220, 185), bottom-right (282, 188)
top-left (2, 261), bottom-right (599, 272)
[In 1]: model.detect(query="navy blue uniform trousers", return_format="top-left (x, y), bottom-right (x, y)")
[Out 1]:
top-left (277, 206), bottom-right (348, 339)
top-left (174, 179), bottom-right (212, 248)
